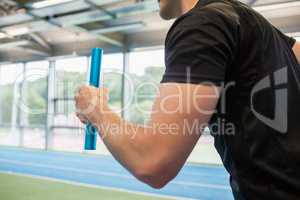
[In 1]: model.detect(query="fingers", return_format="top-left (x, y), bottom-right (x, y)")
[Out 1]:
top-left (75, 85), bottom-right (93, 124)
top-left (75, 85), bottom-right (94, 110)
top-left (75, 85), bottom-right (108, 99)
top-left (76, 112), bottom-right (88, 124)
top-left (74, 85), bottom-right (109, 125)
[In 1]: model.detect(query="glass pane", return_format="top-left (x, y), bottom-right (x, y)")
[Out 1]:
top-left (126, 49), bottom-right (165, 124)
top-left (87, 53), bottom-right (124, 155)
top-left (22, 61), bottom-right (48, 149)
top-left (126, 49), bottom-right (221, 164)
top-left (51, 57), bottom-right (87, 152)
top-left (55, 56), bottom-right (87, 101)
top-left (51, 54), bottom-right (124, 153)
top-left (0, 63), bottom-right (23, 146)
top-left (102, 53), bottom-right (123, 113)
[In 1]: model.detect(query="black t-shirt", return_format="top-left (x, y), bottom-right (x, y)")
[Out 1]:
top-left (162, 0), bottom-right (300, 199)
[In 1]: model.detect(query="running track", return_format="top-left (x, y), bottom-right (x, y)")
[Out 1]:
top-left (0, 147), bottom-right (233, 200)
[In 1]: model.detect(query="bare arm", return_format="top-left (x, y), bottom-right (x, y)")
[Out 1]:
top-left (293, 41), bottom-right (300, 64)
top-left (75, 83), bottom-right (220, 188)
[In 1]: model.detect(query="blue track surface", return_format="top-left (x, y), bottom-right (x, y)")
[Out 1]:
top-left (0, 147), bottom-right (233, 200)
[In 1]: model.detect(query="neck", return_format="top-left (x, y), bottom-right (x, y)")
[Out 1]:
top-left (180, 0), bottom-right (199, 15)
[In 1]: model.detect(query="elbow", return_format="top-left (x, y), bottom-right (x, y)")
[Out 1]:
top-left (150, 182), bottom-right (168, 189)
top-left (146, 177), bottom-right (170, 189)
top-left (143, 177), bottom-right (169, 189)
top-left (133, 161), bottom-right (176, 189)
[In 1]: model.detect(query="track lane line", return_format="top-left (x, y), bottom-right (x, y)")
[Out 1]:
top-left (0, 158), bottom-right (231, 190)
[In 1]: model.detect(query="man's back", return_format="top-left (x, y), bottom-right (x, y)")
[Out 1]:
top-left (213, 1), bottom-right (300, 199)
top-left (162, 0), bottom-right (300, 199)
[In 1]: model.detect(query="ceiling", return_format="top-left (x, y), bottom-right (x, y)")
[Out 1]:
top-left (0, 0), bottom-right (299, 63)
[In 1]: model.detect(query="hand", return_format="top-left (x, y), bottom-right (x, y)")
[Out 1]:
top-left (74, 85), bottom-right (109, 124)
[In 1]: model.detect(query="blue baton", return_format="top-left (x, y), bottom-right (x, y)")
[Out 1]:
top-left (84, 48), bottom-right (103, 150)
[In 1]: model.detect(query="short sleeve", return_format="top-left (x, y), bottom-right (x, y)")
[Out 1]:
top-left (275, 27), bottom-right (296, 49)
top-left (285, 36), bottom-right (296, 48)
top-left (161, 11), bottom-right (238, 86)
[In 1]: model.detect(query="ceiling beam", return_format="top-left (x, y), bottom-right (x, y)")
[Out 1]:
top-left (84, 0), bottom-right (117, 19)
top-left (28, 33), bottom-right (51, 50)
top-left (0, 39), bottom-right (50, 56)
top-left (90, 22), bottom-right (145, 35)
top-left (68, 26), bottom-right (123, 47)
top-left (0, 0), bottom-right (157, 36)
top-left (2, 0), bottom-right (125, 47)
top-left (0, 40), bottom-right (30, 49)
top-left (15, 46), bottom-right (50, 56)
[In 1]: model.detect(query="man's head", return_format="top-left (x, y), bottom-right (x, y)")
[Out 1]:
top-left (158, 0), bottom-right (199, 20)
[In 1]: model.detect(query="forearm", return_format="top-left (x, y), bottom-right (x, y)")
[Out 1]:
top-left (87, 105), bottom-right (196, 188)
top-left (90, 108), bottom-right (148, 170)
top-left (75, 83), bottom-right (219, 188)
top-left (88, 108), bottom-right (175, 187)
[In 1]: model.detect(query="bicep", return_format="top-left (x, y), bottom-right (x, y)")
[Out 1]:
top-left (293, 42), bottom-right (300, 64)
top-left (148, 83), bottom-right (221, 163)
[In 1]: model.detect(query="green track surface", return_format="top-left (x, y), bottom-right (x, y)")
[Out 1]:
top-left (0, 173), bottom-right (170, 200)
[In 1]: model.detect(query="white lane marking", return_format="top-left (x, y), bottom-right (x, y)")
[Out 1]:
top-left (0, 158), bottom-right (132, 178)
top-left (0, 147), bottom-right (225, 176)
top-left (171, 181), bottom-right (230, 190)
top-left (0, 158), bottom-right (231, 190)
top-left (0, 171), bottom-right (198, 200)
top-left (0, 152), bottom-right (229, 180)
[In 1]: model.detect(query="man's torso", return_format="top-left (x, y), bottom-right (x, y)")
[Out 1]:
top-left (163, 0), bottom-right (300, 199)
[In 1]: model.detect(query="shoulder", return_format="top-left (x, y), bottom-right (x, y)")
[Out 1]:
top-left (166, 0), bottom-right (240, 45)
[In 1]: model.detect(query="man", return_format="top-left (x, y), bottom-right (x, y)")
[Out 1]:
top-left (75, 0), bottom-right (300, 199)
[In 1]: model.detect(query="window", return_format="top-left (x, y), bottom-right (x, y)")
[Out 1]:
top-left (0, 50), bottom-right (221, 164)
top-left (22, 61), bottom-right (49, 149)
top-left (49, 54), bottom-right (124, 153)
top-left (125, 49), bottom-right (165, 124)
top-left (0, 63), bottom-right (24, 146)
top-left (102, 53), bottom-right (123, 113)
top-left (125, 49), bottom-right (221, 164)
top-left (50, 56), bottom-right (88, 152)
top-left (55, 56), bottom-right (87, 116)
top-left (24, 61), bottom-right (48, 126)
